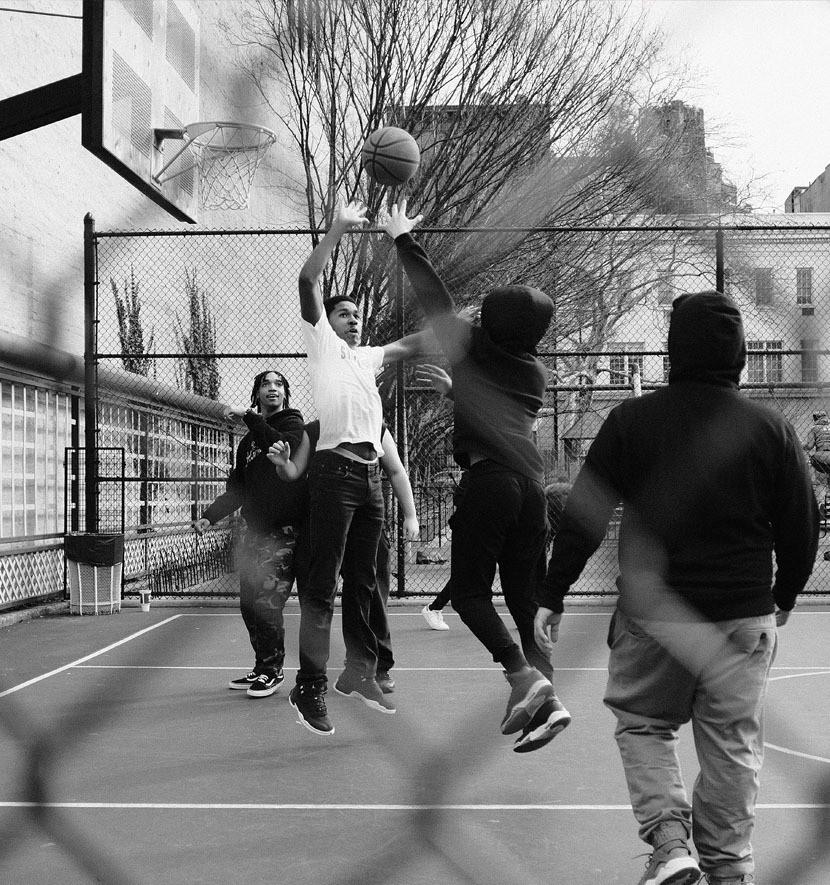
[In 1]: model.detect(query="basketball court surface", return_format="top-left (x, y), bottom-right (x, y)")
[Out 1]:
top-left (1, 603), bottom-right (829, 884)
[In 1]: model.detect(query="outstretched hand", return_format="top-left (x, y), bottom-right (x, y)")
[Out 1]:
top-left (415, 363), bottom-right (452, 397)
top-left (333, 201), bottom-right (369, 232)
top-left (379, 199), bottom-right (423, 239)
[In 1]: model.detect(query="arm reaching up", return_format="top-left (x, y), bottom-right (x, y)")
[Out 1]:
top-left (298, 202), bottom-right (367, 325)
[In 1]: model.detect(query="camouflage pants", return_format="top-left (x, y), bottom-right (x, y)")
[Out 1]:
top-left (237, 527), bottom-right (297, 675)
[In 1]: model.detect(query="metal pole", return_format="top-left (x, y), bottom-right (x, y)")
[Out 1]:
top-left (715, 227), bottom-right (725, 293)
top-left (83, 213), bottom-right (99, 533)
top-left (394, 255), bottom-right (407, 597)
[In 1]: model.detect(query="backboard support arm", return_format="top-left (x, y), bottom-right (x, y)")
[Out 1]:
top-left (0, 73), bottom-right (87, 141)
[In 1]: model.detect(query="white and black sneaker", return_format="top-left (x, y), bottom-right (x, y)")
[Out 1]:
top-left (247, 670), bottom-right (284, 698)
top-left (513, 694), bottom-right (571, 753)
top-left (228, 670), bottom-right (259, 691)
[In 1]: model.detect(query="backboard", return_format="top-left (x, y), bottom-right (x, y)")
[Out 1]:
top-left (82, 0), bottom-right (201, 223)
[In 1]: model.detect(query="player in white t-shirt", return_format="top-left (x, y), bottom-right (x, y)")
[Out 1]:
top-left (288, 201), bottom-right (428, 736)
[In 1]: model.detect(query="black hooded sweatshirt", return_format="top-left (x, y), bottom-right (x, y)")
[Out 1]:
top-left (202, 407), bottom-right (306, 534)
top-left (540, 291), bottom-right (819, 621)
top-left (394, 233), bottom-right (553, 483)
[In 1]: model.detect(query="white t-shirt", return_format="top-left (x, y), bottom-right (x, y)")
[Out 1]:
top-left (302, 314), bottom-right (385, 456)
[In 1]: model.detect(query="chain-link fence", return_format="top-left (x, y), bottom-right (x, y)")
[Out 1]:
top-left (82, 218), bottom-right (830, 601)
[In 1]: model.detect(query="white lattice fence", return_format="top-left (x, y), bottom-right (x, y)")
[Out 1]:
top-left (0, 544), bottom-right (64, 609)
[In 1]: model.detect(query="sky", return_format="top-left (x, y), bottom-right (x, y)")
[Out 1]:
top-left (631, 0), bottom-right (830, 213)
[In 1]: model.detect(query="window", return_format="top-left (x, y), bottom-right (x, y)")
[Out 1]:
top-left (746, 340), bottom-right (783, 383)
top-left (754, 268), bottom-right (773, 305)
top-left (609, 343), bottom-right (645, 386)
top-left (656, 278), bottom-right (674, 305)
top-left (802, 338), bottom-right (819, 383)
top-left (0, 380), bottom-right (73, 538)
top-left (796, 267), bottom-right (813, 305)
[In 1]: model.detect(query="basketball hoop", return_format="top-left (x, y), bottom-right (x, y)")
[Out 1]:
top-left (153, 122), bottom-right (277, 211)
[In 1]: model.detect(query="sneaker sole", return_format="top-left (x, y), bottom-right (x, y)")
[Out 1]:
top-left (228, 682), bottom-right (255, 690)
top-left (513, 707), bottom-right (572, 753)
top-left (501, 679), bottom-right (554, 734)
top-left (246, 684), bottom-right (280, 698)
top-left (642, 858), bottom-right (701, 885)
top-left (334, 684), bottom-right (396, 714)
top-left (289, 695), bottom-right (335, 736)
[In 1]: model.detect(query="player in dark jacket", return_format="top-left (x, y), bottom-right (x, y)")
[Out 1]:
top-left (382, 199), bottom-right (570, 753)
top-left (195, 370), bottom-right (305, 699)
top-left (535, 291), bottom-right (819, 885)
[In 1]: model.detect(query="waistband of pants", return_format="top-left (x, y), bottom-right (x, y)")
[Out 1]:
top-left (329, 446), bottom-right (379, 466)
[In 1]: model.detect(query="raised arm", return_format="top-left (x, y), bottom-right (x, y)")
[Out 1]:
top-left (379, 428), bottom-right (420, 541)
top-left (298, 202), bottom-right (367, 325)
top-left (381, 200), bottom-right (454, 320)
top-left (381, 328), bottom-right (435, 366)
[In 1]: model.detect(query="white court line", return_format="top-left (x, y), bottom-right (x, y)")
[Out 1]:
top-left (72, 665), bottom-right (610, 672)
top-left (2, 786), bottom-right (824, 814)
top-left (770, 671), bottom-right (830, 681)
top-left (0, 801), bottom-right (828, 811)
top-left (765, 743), bottom-right (830, 765)
top-left (0, 615), bottom-right (183, 699)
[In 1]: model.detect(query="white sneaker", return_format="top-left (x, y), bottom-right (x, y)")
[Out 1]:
top-left (422, 605), bottom-right (449, 631)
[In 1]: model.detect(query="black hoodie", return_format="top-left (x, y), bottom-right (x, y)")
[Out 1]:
top-left (202, 407), bottom-right (306, 534)
top-left (394, 233), bottom-right (552, 482)
top-left (540, 291), bottom-right (819, 620)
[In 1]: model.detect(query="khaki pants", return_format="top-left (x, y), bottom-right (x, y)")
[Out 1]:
top-left (604, 608), bottom-right (777, 880)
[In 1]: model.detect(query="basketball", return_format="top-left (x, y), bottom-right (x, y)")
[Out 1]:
top-left (361, 127), bottom-right (420, 186)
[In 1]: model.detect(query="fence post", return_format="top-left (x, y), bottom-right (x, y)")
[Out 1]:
top-left (394, 254), bottom-right (407, 596)
top-left (715, 226), bottom-right (724, 293)
top-left (83, 212), bottom-right (99, 533)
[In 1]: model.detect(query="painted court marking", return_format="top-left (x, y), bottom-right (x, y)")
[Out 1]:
top-left (0, 614), bottom-right (183, 699)
top-left (1, 801), bottom-right (829, 811)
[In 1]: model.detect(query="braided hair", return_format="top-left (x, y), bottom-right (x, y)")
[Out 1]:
top-left (249, 370), bottom-right (290, 411)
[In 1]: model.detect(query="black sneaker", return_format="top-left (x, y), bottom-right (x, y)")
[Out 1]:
top-left (335, 669), bottom-right (396, 714)
top-left (247, 670), bottom-right (284, 698)
top-left (228, 670), bottom-right (258, 691)
top-left (501, 667), bottom-right (554, 734)
top-left (376, 670), bottom-right (395, 693)
top-left (289, 682), bottom-right (334, 735)
top-left (513, 694), bottom-right (571, 753)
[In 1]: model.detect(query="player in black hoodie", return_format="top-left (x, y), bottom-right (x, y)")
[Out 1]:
top-left (195, 370), bottom-right (305, 699)
top-left (382, 200), bottom-right (571, 753)
top-left (535, 292), bottom-right (819, 885)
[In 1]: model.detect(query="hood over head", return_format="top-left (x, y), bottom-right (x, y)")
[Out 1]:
top-left (479, 285), bottom-right (553, 353)
top-left (668, 290), bottom-right (746, 386)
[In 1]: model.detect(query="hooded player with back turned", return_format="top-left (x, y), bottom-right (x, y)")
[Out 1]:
top-left (535, 291), bottom-right (819, 885)
top-left (382, 200), bottom-right (571, 754)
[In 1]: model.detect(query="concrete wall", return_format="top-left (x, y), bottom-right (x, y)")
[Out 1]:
top-left (0, 0), bottom-right (308, 367)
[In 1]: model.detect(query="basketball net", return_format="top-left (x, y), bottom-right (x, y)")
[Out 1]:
top-left (183, 122), bottom-right (276, 211)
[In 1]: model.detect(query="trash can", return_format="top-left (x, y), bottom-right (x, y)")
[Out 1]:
top-left (64, 533), bottom-right (125, 615)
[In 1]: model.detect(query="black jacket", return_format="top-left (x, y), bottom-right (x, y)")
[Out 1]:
top-left (202, 408), bottom-right (306, 533)
top-left (541, 291), bottom-right (819, 620)
top-left (394, 232), bottom-right (552, 483)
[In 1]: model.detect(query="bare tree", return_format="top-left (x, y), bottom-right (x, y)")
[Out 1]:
top-left (222, 0), bottom-right (733, 464)
top-left (111, 268), bottom-right (155, 376)
top-left (175, 270), bottom-right (221, 400)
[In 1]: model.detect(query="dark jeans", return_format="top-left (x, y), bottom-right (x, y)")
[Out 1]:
top-left (449, 460), bottom-right (551, 678)
top-left (430, 469), bottom-right (469, 611)
top-left (297, 451), bottom-right (384, 684)
top-left (369, 528), bottom-right (394, 673)
top-left (430, 577), bottom-right (453, 610)
top-left (237, 527), bottom-right (297, 675)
